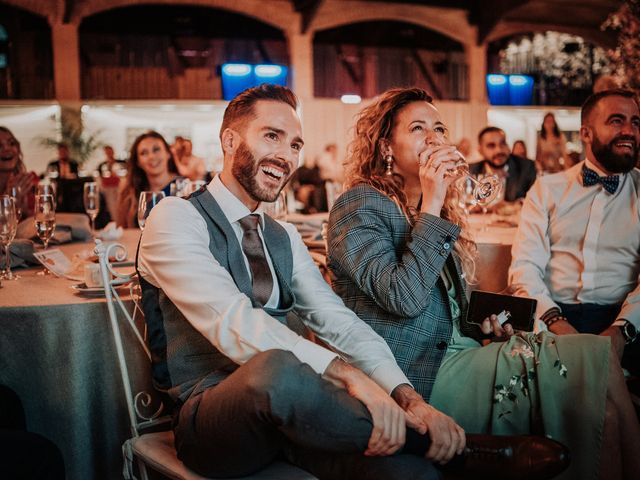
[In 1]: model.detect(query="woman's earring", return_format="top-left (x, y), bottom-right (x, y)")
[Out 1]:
top-left (385, 155), bottom-right (393, 176)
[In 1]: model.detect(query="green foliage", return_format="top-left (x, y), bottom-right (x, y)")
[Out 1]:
top-left (38, 111), bottom-right (103, 165)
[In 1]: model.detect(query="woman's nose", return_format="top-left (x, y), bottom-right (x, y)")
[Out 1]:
top-left (425, 132), bottom-right (443, 147)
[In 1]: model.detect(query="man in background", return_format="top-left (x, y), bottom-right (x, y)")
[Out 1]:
top-left (470, 127), bottom-right (536, 202)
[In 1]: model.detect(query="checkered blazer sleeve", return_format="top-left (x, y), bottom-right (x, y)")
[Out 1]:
top-left (327, 184), bottom-right (461, 318)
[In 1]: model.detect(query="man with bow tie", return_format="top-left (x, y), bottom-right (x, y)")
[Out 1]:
top-left (509, 89), bottom-right (640, 375)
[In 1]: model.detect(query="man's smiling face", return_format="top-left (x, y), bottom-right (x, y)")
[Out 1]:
top-left (224, 100), bottom-right (304, 208)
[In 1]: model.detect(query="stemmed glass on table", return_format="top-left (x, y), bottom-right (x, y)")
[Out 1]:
top-left (83, 182), bottom-right (100, 236)
top-left (8, 185), bottom-right (22, 221)
top-left (0, 195), bottom-right (19, 281)
top-left (263, 191), bottom-right (288, 221)
top-left (36, 182), bottom-right (57, 208)
top-left (137, 191), bottom-right (165, 230)
top-left (34, 193), bottom-right (56, 275)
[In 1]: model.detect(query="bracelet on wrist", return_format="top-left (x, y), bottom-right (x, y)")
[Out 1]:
top-left (541, 308), bottom-right (566, 328)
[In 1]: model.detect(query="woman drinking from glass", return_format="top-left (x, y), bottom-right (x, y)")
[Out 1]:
top-left (326, 87), bottom-right (639, 480)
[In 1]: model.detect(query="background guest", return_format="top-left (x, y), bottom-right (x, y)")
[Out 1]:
top-left (470, 126), bottom-right (536, 202)
top-left (175, 138), bottom-right (206, 181)
top-left (511, 140), bottom-right (528, 159)
top-left (45, 142), bottom-right (79, 179)
top-left (535, 113), bottom-right (569, 173)
top-left (116, 131), bottom-right (178, 228)
top-left (98, 145), bottom-right (126, 180)
top-left (98, 145), bottom-right (127, 220)
top-left (0, 126), bottom-right (37, 219)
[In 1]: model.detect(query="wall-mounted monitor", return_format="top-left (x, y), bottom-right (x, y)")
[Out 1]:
top-left (486, 74), bottom-right (534, 106)
top-left (221, 64), bottom-right (289, 100)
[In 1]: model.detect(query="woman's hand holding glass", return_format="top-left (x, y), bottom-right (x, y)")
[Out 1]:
top-left (0, 195), bottom-right (19, 281)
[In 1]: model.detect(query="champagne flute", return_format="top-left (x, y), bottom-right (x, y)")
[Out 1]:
top-left (457, 176), bottom-right (477, 215)
top-left (83, 182), bottom-right (100, 236)
top-left (263, 191), bottom-right (288, 221)
top-left (36, 182), bottom-right (57, 209)
top-left (0, 195), bottom-right (19, 280)
top-left (35, 194), bottom-right (56, 250)
top-left (137, 191), bottom-right (165, 230)
top-left (8, 185), bottom-right (22, 221)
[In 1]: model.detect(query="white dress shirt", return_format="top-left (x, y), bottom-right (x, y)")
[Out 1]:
top-left (138, 175), bottom-right (410, 394)
top-left (509, 160), bottom-right (640, 330)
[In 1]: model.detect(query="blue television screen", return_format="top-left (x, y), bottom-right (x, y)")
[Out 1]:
top-left (221, 64), bottom-right (289, 100)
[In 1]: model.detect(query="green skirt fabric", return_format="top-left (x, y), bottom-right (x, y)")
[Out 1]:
top-left (429, 331), bottom-right (609, 480)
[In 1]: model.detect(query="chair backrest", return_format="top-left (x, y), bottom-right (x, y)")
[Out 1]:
top-left (95, 240), bottom-right (169, 438)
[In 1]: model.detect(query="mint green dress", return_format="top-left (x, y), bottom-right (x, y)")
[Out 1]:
top-left (429, 266), bottom-right (609, 480)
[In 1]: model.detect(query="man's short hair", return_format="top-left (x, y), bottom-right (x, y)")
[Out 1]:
top-left (220, 84), bottom-right (298, 140)
top-left (581, 88), bottom-right (639, 125)
top-left (478, 126), bottom-right (504, 144)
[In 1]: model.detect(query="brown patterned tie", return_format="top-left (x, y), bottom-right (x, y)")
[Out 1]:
top-left (238, 214), bottom-right (273, 306)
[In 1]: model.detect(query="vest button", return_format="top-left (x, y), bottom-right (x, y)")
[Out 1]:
top-left (436, 341), bottom-right (447, 350)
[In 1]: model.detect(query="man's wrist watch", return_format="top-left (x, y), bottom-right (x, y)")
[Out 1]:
top-left (612, 320), bottom-right (638, 344)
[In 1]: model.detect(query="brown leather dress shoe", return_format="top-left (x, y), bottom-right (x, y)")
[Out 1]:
top-left (444, 434), bottom-right (570, 480)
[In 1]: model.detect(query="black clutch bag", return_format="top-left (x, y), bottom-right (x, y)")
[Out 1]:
top-left (466, 290), bottom-right (537, 332)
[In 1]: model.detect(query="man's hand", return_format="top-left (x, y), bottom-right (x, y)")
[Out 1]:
top-left (600, 325), bottom-right (625, 361)
top-left (323, 358), bottom-right (406, 457)
top-left (392, 384), bottom-right (465, 464)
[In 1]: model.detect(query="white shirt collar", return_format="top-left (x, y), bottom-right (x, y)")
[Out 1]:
top-left (208, 175), bottom-right (265, 227)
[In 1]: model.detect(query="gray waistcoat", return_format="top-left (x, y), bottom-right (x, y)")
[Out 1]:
top-left (138, 188), bottom-right (296, 403)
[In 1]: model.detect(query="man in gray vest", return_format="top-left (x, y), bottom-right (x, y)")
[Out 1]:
top-left (137, 85), bottom-right (564, 480)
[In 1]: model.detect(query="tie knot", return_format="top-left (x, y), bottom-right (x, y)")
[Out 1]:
top-left (582, 166), bottom-right (619, 194)
top-left (239, 214), bottom-right (260, 232)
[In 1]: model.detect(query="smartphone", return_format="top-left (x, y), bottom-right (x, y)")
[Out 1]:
top-left (466, 290), bottom-right (537, 331)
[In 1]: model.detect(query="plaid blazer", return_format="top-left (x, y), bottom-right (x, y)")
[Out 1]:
top-left (327, 184), bottom-right (482, 400)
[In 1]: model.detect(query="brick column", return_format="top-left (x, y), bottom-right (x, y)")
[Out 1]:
top-left (465, 41), bottom-right (487, 103)
top-left (287, 31), bottom-right (314, 99)
top-left (51, 22), bottom-right (81, 101)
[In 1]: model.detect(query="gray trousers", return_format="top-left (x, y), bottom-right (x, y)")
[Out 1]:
top-left (174, 350), bottom-right (440, 480)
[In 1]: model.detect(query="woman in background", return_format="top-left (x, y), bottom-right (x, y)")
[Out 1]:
top-left (535, 113), bottom-right (568, 173)
top-left (116, 131), bottom-right (178, 228)
top-left (511, 139), bottom-right (528, 159)
top-left (0, 126), bottom-right (38, 219)
top-left (327, 87), bottom-right (640, 480)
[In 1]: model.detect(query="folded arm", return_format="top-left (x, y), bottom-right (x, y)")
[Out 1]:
top-left (328, 186), bottom-right (460, 318)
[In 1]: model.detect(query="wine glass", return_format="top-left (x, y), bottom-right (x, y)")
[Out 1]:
top-left (36, 182), bottom-right (57, 209)
top-left (8, 185), bottom-right (22, 221)
top-left (83, 182), bottom-right (100, 236)
top-left (137, 191), bottom-right (165, 230)
top-left (457, 176), bottom-right (477, 215)
top-left (447, 151), bottom-right (502, 206)
top-left (263, 191), bottom-right (288, 221)
top-left (34, 194), bottom-right (56, 275)
top-left (0, 195), bottom-right (19, 280)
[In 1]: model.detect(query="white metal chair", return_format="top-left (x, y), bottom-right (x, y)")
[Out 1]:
top-left (95, 240), bottom-right (317, 480)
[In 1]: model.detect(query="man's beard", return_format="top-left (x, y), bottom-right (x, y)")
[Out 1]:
top-left (232, 141), bottom-right (291, 203)
top-left (591, 134), bottom-right (638, 174)
top-left (489, 153), bottom-right (508, 168)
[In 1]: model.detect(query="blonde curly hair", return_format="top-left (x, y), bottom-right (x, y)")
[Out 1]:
top-left (344, 87), bottom-right (477, 282)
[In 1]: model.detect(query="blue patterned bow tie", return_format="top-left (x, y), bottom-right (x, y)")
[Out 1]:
top-left (582, 166), bottom-right (619, 194)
